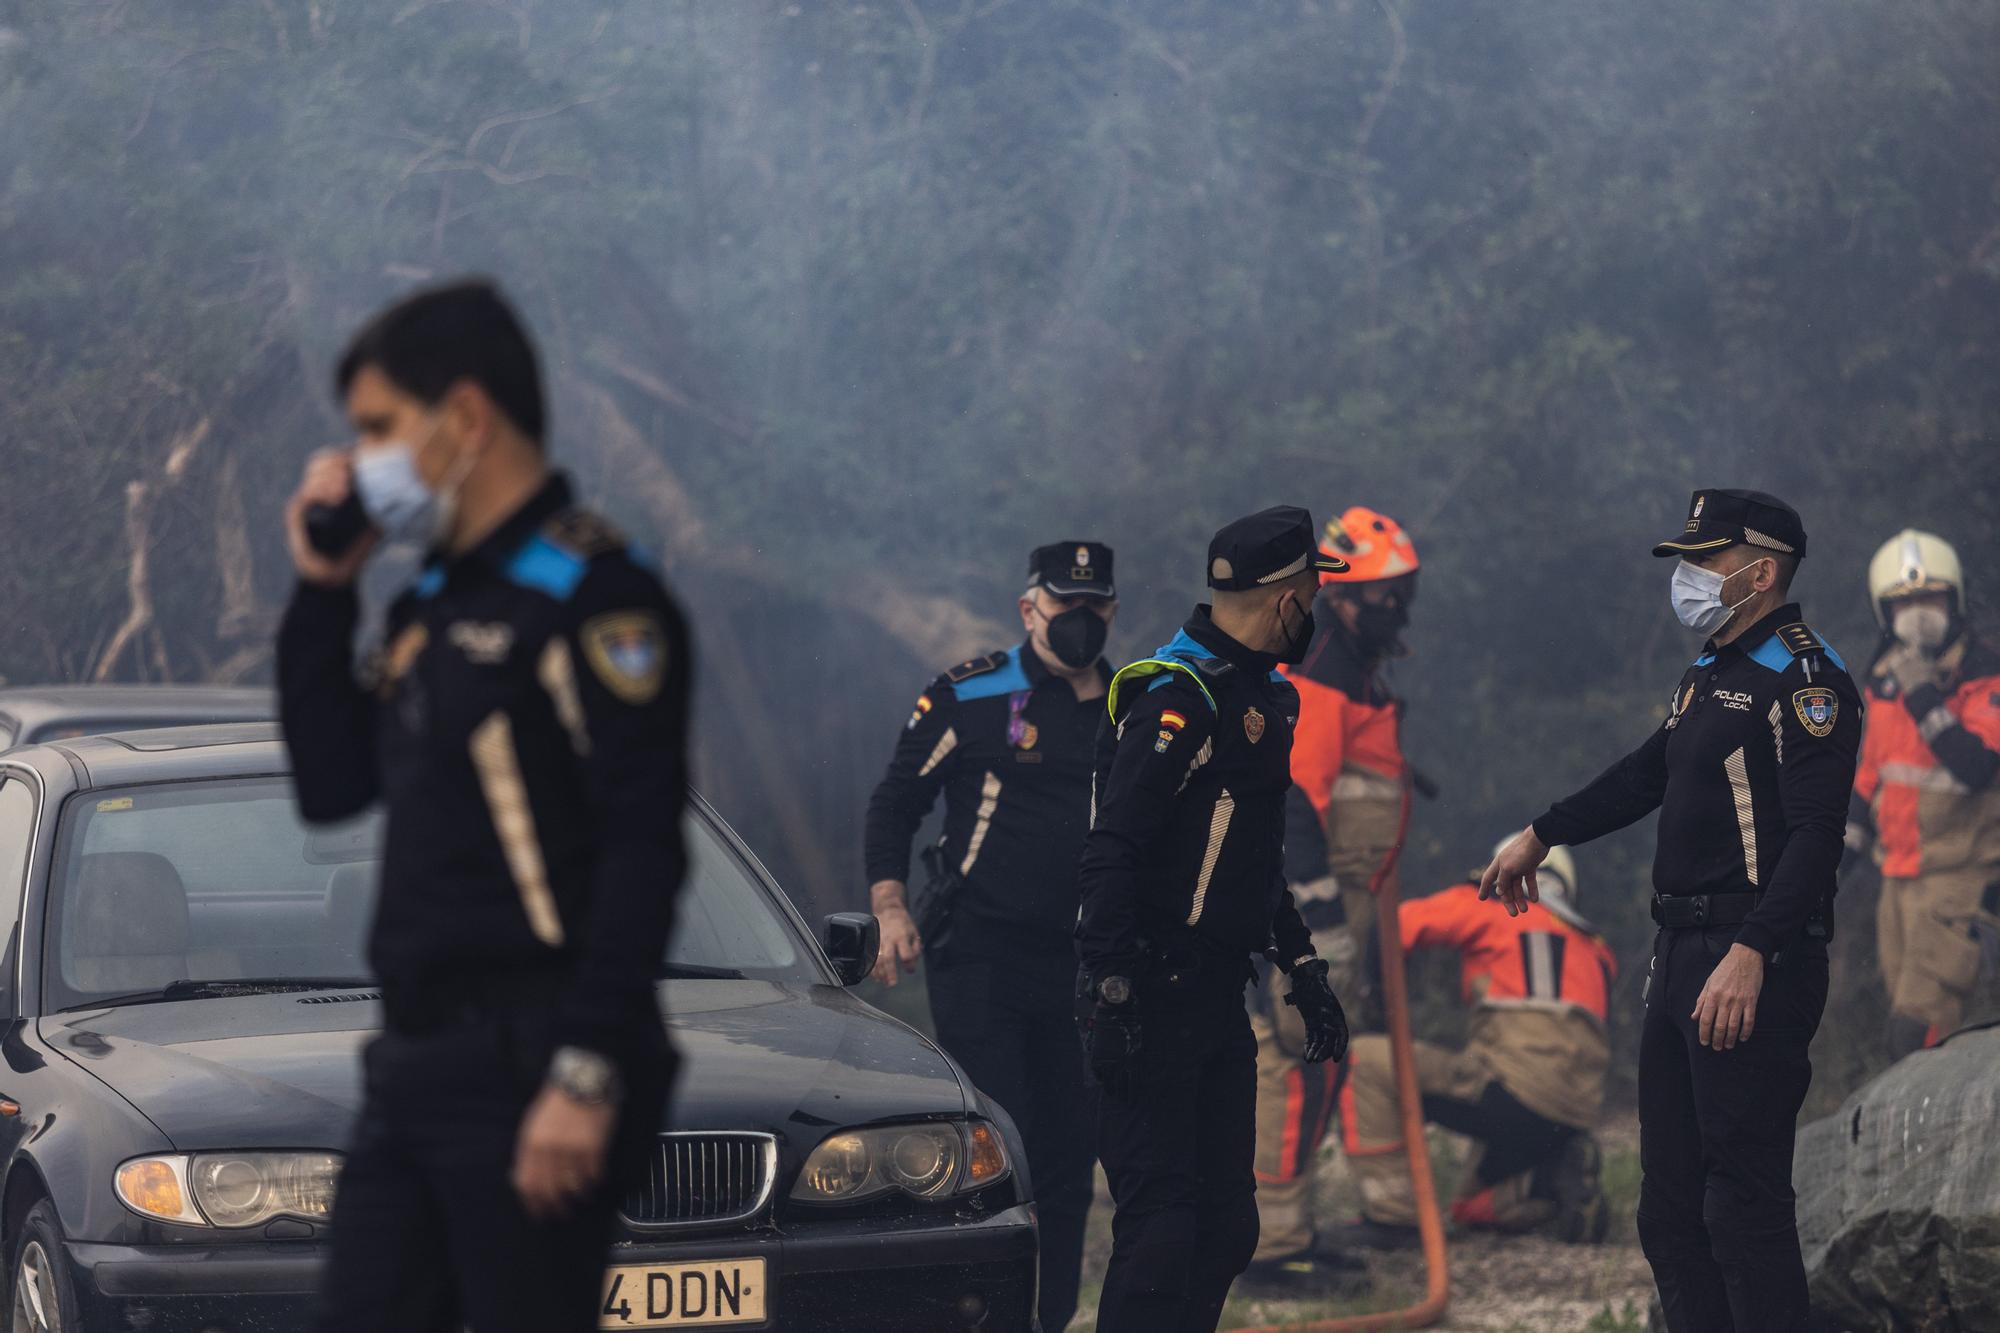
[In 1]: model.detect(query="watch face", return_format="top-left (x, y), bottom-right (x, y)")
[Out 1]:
top-left (1100, 976), bottom-right (1132, 1005)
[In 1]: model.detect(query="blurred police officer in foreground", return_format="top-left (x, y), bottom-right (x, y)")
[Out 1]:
top-left (1850, 529), bottom-right (2000, 1056)
top-left (1484, 489), bottom-right (1858, 1333)
top-left (862, 541), bottom-right (1117, 1332)
top-left (280, 280), bottom-right (690, 1332)
top-left (1076, 507), bottom-right (1352, 1333)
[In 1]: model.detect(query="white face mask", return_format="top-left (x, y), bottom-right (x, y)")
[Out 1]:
top-left (352, 419), bottom-right (471, 548)
top-left (1892, 603), bottom-right (1950, 653)
top-left (1670, 558), bottom-right (1765, 635)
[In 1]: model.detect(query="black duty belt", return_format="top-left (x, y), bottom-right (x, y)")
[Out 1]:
top-left (1650, 892), bottom-right (1835, 945)
top-left (1136, 932), bottom-right (1257, 991)
top-left (1651, 892), bottom-right (1759, 929)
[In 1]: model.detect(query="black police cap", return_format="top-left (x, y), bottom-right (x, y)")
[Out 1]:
top-left (1652, 489), bottom-right (1808, 560)
top-left (1207, 506), bottom-right (1349, 590)
top-left (1029, 541), bottom-right (1115, 598)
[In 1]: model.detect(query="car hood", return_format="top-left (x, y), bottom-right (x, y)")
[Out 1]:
top-left (39, 981), bottom-right (964, 1150)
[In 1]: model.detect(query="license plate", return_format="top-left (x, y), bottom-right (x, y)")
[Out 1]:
top-left (599, 1258), bottom-right (767, 1329)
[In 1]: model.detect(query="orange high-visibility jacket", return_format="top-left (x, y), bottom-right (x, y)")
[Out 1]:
top-left (1281, 617), bottom-right (1406, 890)
top-left (1399, 883), bottom-right (1617, 1128)
top-left (1854, 638), bottom-right (2000, 879)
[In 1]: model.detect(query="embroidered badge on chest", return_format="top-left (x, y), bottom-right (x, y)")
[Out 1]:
top-left (1243, 707), bottom-right (1266, 744)
top-left (1792, 686), bottom-right (1838, 738)
top-left (448, 621), bottom-right (514, 665)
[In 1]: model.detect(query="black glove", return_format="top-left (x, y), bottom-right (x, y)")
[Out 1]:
top-left (1078, 1000), bottom-right (1144, 1099)
top-left (1284, 957), bottom-right (1350, 1064)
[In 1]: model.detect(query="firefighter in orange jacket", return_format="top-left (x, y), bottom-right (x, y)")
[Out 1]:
top-left (1342, 843), bottom-right (1617, 1246)
top-left (1850, 530), bottom-right (2000, 1057)
top-left (1242, 507), bottom-right (1417, 1293)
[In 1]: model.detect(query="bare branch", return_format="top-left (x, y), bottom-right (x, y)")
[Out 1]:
top-left (897, 0), bottom-right (937, 134)
top-left (589, 344), bottom-right (759, 443)
top-left (465, 97), bottom-right (596, 159)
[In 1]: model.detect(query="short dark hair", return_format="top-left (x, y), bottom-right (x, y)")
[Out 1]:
top-left (335, 279), bottom-right (546, 444)
top-left (1772, 551), bottom-right (1799, 593)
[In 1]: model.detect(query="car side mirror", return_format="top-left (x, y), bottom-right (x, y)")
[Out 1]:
top-left (823, 912), bottom-right (880, 987)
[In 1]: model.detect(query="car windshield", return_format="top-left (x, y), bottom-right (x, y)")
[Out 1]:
top-left (44, 777), bottom-right (820, 1011)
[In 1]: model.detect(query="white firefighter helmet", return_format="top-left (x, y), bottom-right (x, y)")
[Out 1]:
top-left (1868, 529), bottom-right (1963, 627)
top-left (1491, 836), bottom-right (1588, 931)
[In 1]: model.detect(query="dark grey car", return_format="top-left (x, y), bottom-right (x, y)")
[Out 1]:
top-left (0, 687), bottom-right (273, 750)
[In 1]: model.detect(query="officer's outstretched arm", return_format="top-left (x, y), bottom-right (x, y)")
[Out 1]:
top-left (1531, 715), bottom-right (1673, 850)
top-left (551, 560), bottom-right (694, 1063)
top-left (1736, 670), bottom-right (1862, 959)
top-left (1076, 683), bottom-right (1214, 979)
top-left (277, 582), bottom-right (381, 823)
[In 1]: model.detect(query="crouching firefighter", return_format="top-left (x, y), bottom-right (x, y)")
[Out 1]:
top-left (1342, 842), bottom-right (1617, 1247)
top-left (1076, 507), bottom-right (1352, 1333)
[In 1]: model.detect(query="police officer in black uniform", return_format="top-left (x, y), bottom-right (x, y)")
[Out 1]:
top-left (279, 281), bottom-right (690, 1333)
top-left (863, 541), bottom-right (1116, 1333)
top-left (1077, 507), bottom-right (1352, 1333)
top-left (1484, 489), bottom-right (1860, 1333)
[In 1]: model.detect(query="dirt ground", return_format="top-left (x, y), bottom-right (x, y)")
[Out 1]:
top-left (1068, 1114), bottom-right (1655, 1333)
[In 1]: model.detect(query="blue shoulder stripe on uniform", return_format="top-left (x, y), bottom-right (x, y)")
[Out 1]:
top-left (412, 563), bottom-right (446, 600)
top-left (1692, 652), bottom-right (1716, 668)
top-left (1748, 636), bottom-right (1793, 674)
top-left (504, 534), bottom-right (588, 601)
top-left (1156, 629), bottom-right (1216, 665)
top-left (952, 646), bottom-right (1032, 701)
top-left (1817, 639), bottom-right (1848, 673)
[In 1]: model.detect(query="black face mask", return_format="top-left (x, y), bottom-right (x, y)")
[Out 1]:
top-left (1042, 604), bottom-right (1109, 669)
top-left (1354, 601), bottom-right (1409, 654)
top-left (1276, 594), bottom-right (1317, 665)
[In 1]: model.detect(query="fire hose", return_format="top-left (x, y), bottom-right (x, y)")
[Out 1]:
top-left (1234, 823), bottom-right (1449, 1332)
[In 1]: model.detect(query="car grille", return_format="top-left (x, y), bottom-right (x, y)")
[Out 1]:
top-left (620, 1132), bottom-right (777, 1229)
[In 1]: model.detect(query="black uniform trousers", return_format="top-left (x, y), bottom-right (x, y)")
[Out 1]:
top-left (1637, 926), bottom-right (1828, 1333)
top-left (313, 994), bottom-right (669, 1333)
top-left (1094, 973), bottom-right (1259, 1333)
top-left (928, 943), bottom-right (1095, 1333)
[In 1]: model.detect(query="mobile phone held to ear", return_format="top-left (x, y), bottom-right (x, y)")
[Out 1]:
top-left (305, 492), bottom-right (372, 558)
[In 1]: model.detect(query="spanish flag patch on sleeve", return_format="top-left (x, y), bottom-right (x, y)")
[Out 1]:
top-left (1159, 709), bottom-right (1188, 732)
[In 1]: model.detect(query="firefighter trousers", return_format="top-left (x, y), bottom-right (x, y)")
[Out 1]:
top-left (1877, 865), bottom-right (1992, 1039)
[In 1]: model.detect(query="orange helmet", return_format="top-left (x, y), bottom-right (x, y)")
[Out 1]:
top-left (1319, 507), bottom-right (1420, 585)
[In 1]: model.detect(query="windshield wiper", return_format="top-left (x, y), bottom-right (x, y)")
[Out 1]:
top-left (658, 962), bottom-right (746, 980)
top-left (65, 977), bottom-right (374, 1011)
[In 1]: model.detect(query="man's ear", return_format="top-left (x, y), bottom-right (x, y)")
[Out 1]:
top-left (442, 378), bottom-right (496, 454)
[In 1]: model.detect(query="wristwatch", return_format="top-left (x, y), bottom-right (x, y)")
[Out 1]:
top-left (547, 1046), bottom-right (625, 1107)
top-left (1097, 975), bottom-right (1133, 1006)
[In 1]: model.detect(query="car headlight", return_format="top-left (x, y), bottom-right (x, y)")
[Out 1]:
top-left (790, 1120), bottom-right (1010, 1205)
top-left (116, 1152), bottom-right (341, 1228)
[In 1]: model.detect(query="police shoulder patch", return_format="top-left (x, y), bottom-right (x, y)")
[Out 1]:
top-left (542, 507), bottom-right (628, 560)
top-left (945, 651), bottom-right (1010, 684)
top-left (1775, 622), bottom-right (1822, 657)
top-left (580, 610), bottom-right (668, 705)
top-left (1792, 686), bottom-right (1838, 738)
